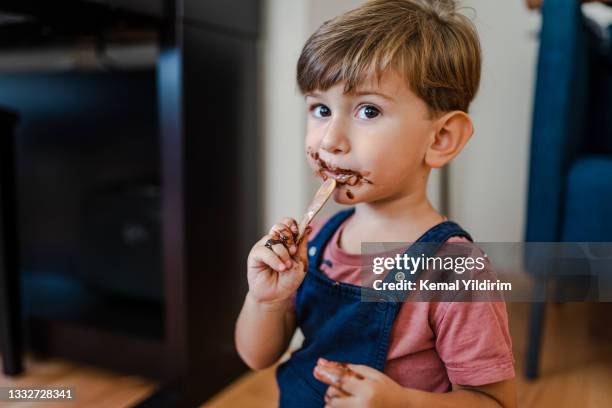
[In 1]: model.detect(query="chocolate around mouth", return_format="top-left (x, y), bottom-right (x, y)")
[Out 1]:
top-left (308, 150), bottom-right (372, 187)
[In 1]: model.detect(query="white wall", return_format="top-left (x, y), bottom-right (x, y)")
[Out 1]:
top-left (449, 1), bottom-right (541, 241)
top-left (261, 0), bottom-right (311, 231)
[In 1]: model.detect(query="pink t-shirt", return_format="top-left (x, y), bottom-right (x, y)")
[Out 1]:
top-left (304, 214), bottom-right (515, 392)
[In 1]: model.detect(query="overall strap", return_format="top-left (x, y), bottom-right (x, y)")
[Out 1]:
top-left (380, 221), bottom-right (473, 303)
top-left (307, 208), bottom-right (355, 267)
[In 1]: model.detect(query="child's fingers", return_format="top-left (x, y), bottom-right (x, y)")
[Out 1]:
top-left (313, 366), bottom-right (337, 388)
top-left (279, 217), bottom-right (300, 236)
top-left (269, 223), bottom-right (297, 255)
top-left (324, 385), bottom-right (350, 402)
top-left (344, 364), bottom-right (380, 380)
top-left (314, 361), bottom-right (353, 388)
top-left (326, 386), bottom-right (347, 398)
top-left (269, 219), bottom-right (299, 239)
top-left (249, 245), bottom-right (288, 272)
top-left (267, 239), bottom-right (294, 269)
top-left (324, 391), bottom-right (355, 408)
top-left (327, 373), bottom-right (363, 396)
top-left (269, 222), bottom-right (289, 236)
top-left (317, 359), bottom-right (370, 375)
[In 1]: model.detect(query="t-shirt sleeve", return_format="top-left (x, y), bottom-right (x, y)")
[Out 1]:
top-left (434, 300), bottom-right (515, 386)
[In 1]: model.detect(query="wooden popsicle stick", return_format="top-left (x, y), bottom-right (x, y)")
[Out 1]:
top-left (296, 178), bottom-right (336, 244)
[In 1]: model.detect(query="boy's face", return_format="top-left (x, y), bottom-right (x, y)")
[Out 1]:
top-left (305, 69), bottom-right (436, 205)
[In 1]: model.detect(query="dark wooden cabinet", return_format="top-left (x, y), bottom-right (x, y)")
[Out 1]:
top-left (0, 1), bottom-right (261, 405)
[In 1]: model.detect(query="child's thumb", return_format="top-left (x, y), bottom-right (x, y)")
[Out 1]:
top-left (297, 226), bottom-right (312, 267)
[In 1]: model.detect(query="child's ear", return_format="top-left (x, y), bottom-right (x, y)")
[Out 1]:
top-left (425, 111), bottom-right (474, 169)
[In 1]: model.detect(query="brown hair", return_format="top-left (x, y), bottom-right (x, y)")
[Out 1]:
top-left (297, 0), bottom-right (481, 116)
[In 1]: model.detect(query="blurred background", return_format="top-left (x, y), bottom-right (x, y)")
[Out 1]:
top-left (0, 0), bottom-right (611, 407)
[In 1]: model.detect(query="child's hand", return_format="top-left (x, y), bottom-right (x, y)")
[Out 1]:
top-left (246, 217), bottom-right (311, 304)
top-left (314, 358), bottom-right (408, 408)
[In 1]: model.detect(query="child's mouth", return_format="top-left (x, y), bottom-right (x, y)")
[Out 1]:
top-left (308, 150), bottom-right (372, 187)
top-left (322, 170), bottom-right (360, 185)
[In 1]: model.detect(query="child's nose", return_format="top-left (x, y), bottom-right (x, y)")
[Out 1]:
top-left (320, 120), bottom-right (350, 154)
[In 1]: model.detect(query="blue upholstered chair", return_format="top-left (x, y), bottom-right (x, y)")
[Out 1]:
top-left (525, 0), bottom-right (612, 379)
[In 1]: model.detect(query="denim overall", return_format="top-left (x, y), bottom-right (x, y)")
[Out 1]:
top-left (276, 208), bottom-right (473, 407)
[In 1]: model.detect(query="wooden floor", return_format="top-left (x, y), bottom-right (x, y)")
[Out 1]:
top-left (2, 302), bottom-right (612, 407)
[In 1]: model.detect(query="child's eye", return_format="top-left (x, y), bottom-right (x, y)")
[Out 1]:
top-left (310, 104), bottom-right (331, 118)
top-left (357, 105), bottom-right (381, 120)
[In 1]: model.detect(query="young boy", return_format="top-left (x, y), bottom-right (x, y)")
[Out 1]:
top-left (236, 0), bottom-right (516, 407)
